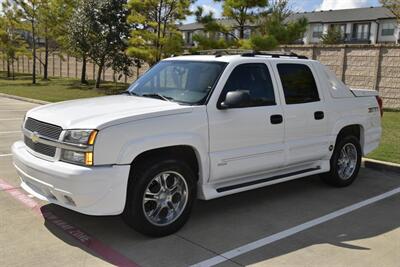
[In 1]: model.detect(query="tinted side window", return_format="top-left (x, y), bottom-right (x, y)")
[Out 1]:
top-left (220, 63), bottom-right (276, 108)
top-left (277, 64), bottom-right (320, 104)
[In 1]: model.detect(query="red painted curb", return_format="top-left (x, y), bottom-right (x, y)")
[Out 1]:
top-left (0, 178), bottom-right (140, 267)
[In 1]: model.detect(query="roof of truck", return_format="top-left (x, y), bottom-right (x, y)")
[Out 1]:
top-left (165, 51), bottom-right (312, 63)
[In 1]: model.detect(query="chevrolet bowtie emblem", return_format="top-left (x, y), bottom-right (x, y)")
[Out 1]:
top-left (31, 132), bottom-right (40, 143)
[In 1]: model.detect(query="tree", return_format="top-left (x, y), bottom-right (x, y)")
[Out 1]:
top-left (380, 0), bottom-right (400, 21)
top-left (191, 7), bottom-right (237, 50)
top-left (321, 27), bottom-right (344, 44)
top-left (15, 0), bottom-right (41, 84)
top-left (216, 0), bottom-right (269, 39)
top-left (257, 0), bottom-right (308, 44)
top-left (33, 0), bottom-right (76, 80)
top-left (65, 0), bottom-right (90, 84)
top-left (193, 0), bottom-right (307, 51)
top-left (0, 1), bottom-right (29, 79)
top-left (84, 0), bottom-right (133, 88)
top-left (128, 0), bottom-right (192, 65)
top-left (194, 6), bottom-right (238, 40)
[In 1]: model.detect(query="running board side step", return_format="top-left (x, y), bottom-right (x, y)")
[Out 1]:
top-left (216, 167), bottom-right (321, 193)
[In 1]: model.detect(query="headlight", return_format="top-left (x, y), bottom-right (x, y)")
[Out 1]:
top-left (61, 130), bottom-right (97, 166)
top-left (63, 130), bottom-right (97, 145)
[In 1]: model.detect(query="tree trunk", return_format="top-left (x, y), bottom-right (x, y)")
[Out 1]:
top-left (239, 26), bottom-right (244, 39)
top-left (43, 36), bottom-right (49, 80)
top-left (95, 63), bottom-right (103, 89)
top-left (31, 22), bottom-right (36, 84)
top-left (80, 56), bottom-right (87, 84)
top-left (6, 57), bottom-right (11, 78)
top-left (11, 59), bottom-right (15, 80)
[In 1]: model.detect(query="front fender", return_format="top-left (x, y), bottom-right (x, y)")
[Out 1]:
top-left (119, 132), bottom-right (207, 165)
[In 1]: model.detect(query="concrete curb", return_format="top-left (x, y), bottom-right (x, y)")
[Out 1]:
top-left (363, 158), bottom-right (400, 173)
top-left (0, 93), bottom-right (49, 105)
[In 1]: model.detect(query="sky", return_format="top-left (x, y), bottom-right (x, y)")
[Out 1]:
top-left (186, 0), bottom-right (381, 23)
top-left (0, 0), bottom-right (382, 20)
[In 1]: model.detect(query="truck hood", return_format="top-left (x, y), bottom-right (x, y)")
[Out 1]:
top-left (26, 95), bottom-right (193, 129)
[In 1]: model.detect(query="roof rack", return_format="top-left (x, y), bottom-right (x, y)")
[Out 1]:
top-left (190, 49), bottom-right (253, 57)
top-left (241, 51), bottom-right (308, 59)
top-left (183, 49), bottom-right (308, 59)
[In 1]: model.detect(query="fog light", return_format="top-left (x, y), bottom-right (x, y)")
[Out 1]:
top-left (61, 150), bottom-right (85, 164)
top-left (85, 152), bottom-right (93, 166)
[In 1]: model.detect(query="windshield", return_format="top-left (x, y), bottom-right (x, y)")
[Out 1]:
top-left (128, 60), bottom-right (227, 104)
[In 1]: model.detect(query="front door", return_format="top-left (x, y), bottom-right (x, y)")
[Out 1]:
top-left (207, 62), bottom-right (285, 182)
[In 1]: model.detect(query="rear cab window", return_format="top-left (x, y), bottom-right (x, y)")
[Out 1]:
top-left (277, 63), bottom-right (320, 105)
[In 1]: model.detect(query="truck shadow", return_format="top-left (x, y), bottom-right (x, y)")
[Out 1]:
top-left (40, 168), bottom-right (400, 266)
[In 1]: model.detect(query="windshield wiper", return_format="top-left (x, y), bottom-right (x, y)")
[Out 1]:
top-left (141, 93), bottom-right (173, 102)
top-left (123, 91), bottom-right (140, 96)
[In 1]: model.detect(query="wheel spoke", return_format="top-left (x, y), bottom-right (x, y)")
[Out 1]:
top-left (160, 173), bottom-right (169, 189)
top-left (144, 194), bottom-right (158, 203)
top-left (150, 203), bottom-right (163, 219)
top-left (341, 147), bottom-right (348, 159)
top-left (169, 183), bottom-right (181, 195)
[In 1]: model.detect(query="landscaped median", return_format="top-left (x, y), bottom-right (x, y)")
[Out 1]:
top-left (1, 72), bottom-right (399, 165)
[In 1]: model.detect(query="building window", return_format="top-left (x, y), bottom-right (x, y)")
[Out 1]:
top-left (312, 24), bottom-right (323, 38)
top-left (333, 24), bottom-right (346, 38)
top-left (382, 23), bottom-right (395, 36)
top-left (185, 32), bottom-right (193, 44)
top-left (353, 23), bottom-right (369, 40)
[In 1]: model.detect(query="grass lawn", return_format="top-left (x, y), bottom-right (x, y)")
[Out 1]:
top-left (0, 72), bottom-right (399, 164)
top-left (0, 72), bottom-right (129, 102)
top-left (367, 111), bottom-right (400, 164)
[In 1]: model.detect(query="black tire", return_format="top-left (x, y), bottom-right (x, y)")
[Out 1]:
top-left (123, 157), bottom-right (196, 237)
top-left (321, 135), bottom-right (362, 187)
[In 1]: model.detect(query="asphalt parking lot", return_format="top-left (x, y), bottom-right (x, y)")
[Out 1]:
top-left (0, 96), bottom-right (399, 267)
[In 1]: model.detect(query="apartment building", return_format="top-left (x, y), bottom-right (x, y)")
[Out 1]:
top-left (288, 7), bottom-right (399, 44)
top-left (178, 6), bottom-right (399, 46)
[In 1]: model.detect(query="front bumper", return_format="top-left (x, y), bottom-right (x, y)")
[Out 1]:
top-left (12, 141), bottom-right (130, 216)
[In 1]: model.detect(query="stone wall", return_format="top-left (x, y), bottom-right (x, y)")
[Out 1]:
top-left (1, 44), bottom-right (400, 108)
top-left (281, 44), bottom-right (400, 109)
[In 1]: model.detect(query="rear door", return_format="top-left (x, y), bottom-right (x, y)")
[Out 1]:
top-left (272, 62), bottom-right (329, 166)
top-left (207, 62), bottom-right (285, 182)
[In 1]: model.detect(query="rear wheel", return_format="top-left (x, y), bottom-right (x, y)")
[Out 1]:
top-left (321, 135), bottom-right (362, 187)
top-left (123, 157), bottom-right (196, 237)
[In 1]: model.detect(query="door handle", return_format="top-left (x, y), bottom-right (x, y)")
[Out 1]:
top-left (314, 111), bottom-right (324, 120)
top-left (270, 114), bottom-right (283, 124)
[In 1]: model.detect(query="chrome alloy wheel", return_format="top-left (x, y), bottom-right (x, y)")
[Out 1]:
top-left (337, 143), bottom-right (358, 180)
top-left (142, 171), bottom-right (189, 226)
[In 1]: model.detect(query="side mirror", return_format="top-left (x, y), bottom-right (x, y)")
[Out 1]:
top-left (220, 91), bottom-right (250, 109)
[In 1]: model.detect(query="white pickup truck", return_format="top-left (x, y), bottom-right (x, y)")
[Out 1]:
top-left (12, 52), bottom-right (382, 236)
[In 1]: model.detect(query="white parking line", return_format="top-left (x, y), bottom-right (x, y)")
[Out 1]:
top-left (191, 186), bottom-right (400, 267)
top-left (0, 110), bottom-right (27, 112)
top-left (0, 154), bottom-right (12, 157)
top-left (0, 131), bottom-right (21, 134)
top-left (0, 118), bottom-right (22, 121)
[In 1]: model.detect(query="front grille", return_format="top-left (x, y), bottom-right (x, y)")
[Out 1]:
top-left (25, 118), bottom-right (62, 140)
top-left (24, 118), bottom-right (62, 157)
top-left (24, 136), bottom-right (57, 157)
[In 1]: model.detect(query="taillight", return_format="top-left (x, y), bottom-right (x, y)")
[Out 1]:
top-left (376, 96), bottom-right (383, 117)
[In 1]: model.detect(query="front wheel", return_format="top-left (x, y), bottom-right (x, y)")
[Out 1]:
top-left (123, 158), bottom-right (196, 237)
top-left (321, 135), bottom-right (362, 187)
